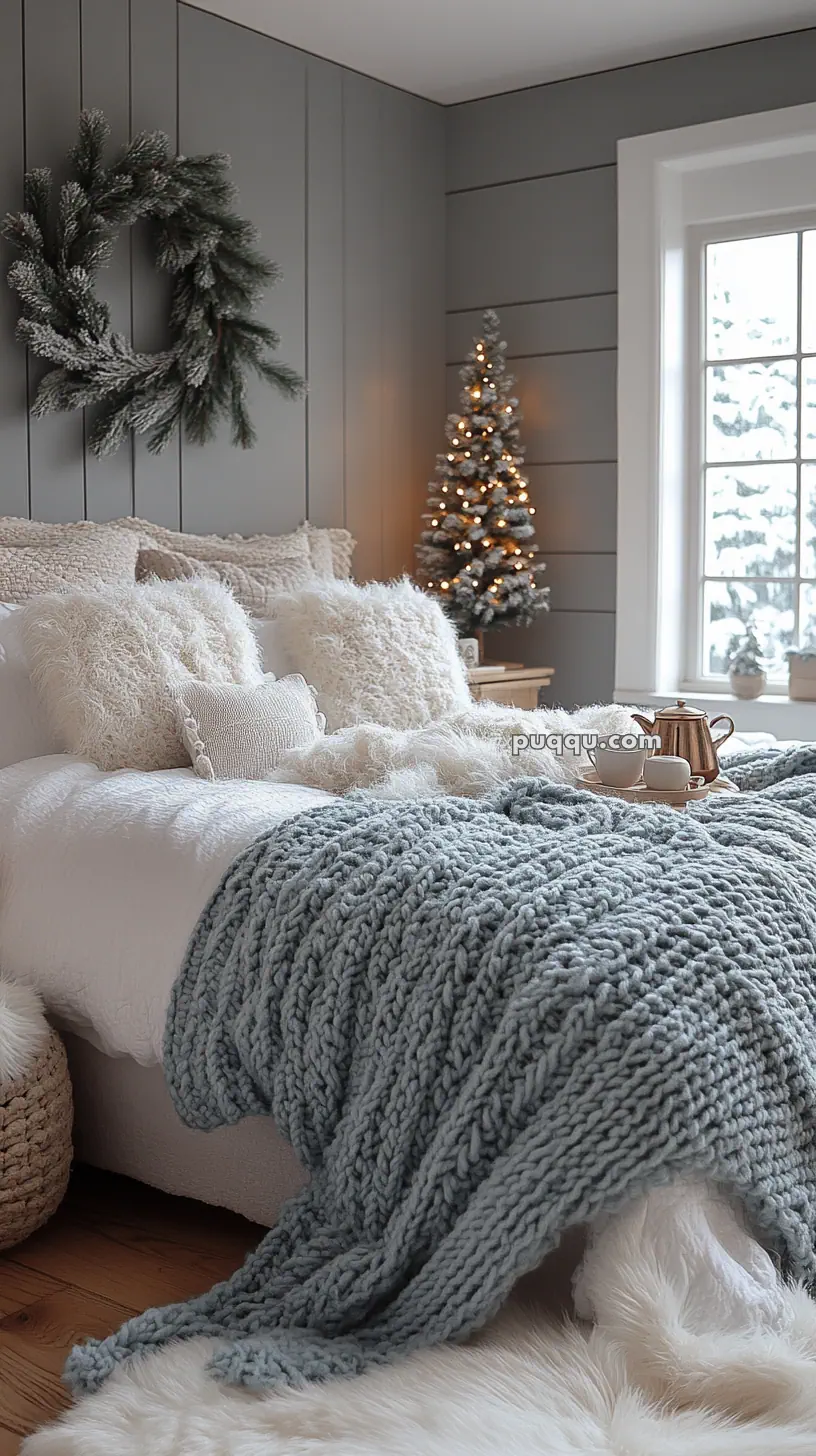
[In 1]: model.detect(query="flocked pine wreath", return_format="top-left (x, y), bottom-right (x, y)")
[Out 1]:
top-left (1, 109), bottom-right (304, 457)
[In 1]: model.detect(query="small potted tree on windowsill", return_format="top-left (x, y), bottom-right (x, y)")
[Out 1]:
top-left (786, 645), bottom-right (816, 701)
top-left (726, 626), bottom-right (766, 700)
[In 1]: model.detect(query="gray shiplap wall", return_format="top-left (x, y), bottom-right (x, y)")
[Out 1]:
top-left (0, 0), bottom-right (445, 582)
top-left (446, 27), bottom-right (816, 706)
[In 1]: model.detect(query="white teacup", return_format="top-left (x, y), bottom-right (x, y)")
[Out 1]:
top-left (588, 745), bottom-right (646, 788)
top-left (643, 755), bottom-right (691, 792)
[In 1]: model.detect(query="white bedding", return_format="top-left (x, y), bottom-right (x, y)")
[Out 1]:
top-left (0, 755), bottom-right (334, 1063)
top-left (0, 731), bottom-right (792, 1068)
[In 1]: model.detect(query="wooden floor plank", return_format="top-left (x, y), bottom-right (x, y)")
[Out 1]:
top-left (0, 1264), bottom-right (66, 1319)
top-left (11, 1208), bottom-right (250, 1310)
top-left (0, 1164), bottom-right (264, 1446)
top-left (0, 1286), bottom-right (136, 1377)
top-left (0, 1341), bottom-right (70, 1437)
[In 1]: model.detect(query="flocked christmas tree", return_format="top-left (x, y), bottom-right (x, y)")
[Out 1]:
top-left (417, 309), bottom-right (549, 632)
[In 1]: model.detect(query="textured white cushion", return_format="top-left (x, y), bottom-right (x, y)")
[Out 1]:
top-left (138, 545), bottom-right (316, 615)
top-left (20, 580), bottom-right (263, 772)
top-left (177, 674), bottom-right (325, 781)
top-left (0, 604), bottom-right (60, 768)
top-left (269, 577), bottom-right (472, 732)
top-left (0, 526), bottom-right (139, 600)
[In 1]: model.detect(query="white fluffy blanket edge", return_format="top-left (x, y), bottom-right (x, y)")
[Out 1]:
top-left (271, 700), bottom-right (639, 797)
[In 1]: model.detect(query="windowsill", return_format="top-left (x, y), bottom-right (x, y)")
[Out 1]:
top-left (613, 689), bottom-right (816, 740)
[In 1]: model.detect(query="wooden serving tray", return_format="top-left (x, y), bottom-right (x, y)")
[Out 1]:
top-left (578, 769), bottom-right (710, 806)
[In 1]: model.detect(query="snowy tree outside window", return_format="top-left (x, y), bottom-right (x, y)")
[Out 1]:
top-left (701, 229), bottom-right (816, 680)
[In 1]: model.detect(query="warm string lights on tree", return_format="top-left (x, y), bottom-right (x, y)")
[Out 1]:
top-left (417, 308), bottom-right (549, 632)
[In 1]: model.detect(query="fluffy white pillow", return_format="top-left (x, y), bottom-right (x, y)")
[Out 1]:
top-left (270, 577), bottom-right (472, 732)
top-left (176, 674), bottom-right (325, 781)
top-left (0, 604), bottom-right (60, 768)
top-left (20, 580), bottom-right (263, 772)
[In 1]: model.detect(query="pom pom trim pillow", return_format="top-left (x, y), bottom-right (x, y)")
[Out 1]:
top-left (20, 580), bottom-right (263, 772)
top-left (269, 577), bottom-right (472, 732)
top-left (176, 674), bottom-right (325, 781)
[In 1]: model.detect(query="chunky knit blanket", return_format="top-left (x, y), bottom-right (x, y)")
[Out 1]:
top-left (66, 745), bottom-right (816, 1396)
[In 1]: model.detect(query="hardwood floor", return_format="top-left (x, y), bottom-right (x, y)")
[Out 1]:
top-left (0, 1165), bottom-right (263, 1451)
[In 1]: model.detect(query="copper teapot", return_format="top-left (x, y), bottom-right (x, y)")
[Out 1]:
top-left (630, 699), bottom-right (734, 783)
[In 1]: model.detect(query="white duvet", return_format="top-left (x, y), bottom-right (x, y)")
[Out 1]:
top-left (0, 731), bottom-right (786, 1067)
top-left (0, 755), bottom-right (334, 1064)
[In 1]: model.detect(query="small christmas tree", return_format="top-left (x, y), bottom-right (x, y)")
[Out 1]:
top-left (417, 309), bottom-right (549, 633)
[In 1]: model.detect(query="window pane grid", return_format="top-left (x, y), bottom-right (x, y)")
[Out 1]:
top-left (699, 229), bottom-right (816, 681)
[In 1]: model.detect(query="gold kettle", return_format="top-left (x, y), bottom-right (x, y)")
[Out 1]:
top-left (630, 699), bottom-right (734, 783)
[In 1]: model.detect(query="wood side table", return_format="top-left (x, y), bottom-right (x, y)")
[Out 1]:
top-left (468, 661), bottom-right (554, 710)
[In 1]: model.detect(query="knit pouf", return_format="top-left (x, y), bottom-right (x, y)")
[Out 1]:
top-left (0, 1026), bottom-right (73, 1252)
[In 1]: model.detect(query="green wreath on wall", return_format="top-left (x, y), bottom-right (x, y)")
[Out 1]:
top-left (1, 109), bottom-right (304, 457)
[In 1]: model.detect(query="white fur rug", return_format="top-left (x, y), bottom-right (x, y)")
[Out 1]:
top-left (273, 701), bottom-right (639, 798)
top-left (0, 977), bottom-right (48, 1082)
top-left (23, 1184), bottom-right (816, 1455)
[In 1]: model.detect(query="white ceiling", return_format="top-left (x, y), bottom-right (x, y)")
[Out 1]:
top-left (188, 0), bottom-right (816, 103)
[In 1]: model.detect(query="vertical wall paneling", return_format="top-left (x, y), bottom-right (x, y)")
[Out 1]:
top-left (0, 0), bottom-right (28, 519)
top-left (343, 73), bottom-right (384, 580)
top-left (24, 0), bottom-right (84, 522)
top-left (130, 0), bottom-right (179, 526)
top-left (80, 0), bottom-right (132, 521)
top-left (410, 95), bottom-right (446, 583)
top-left (380, 88), bottom-right (414, 580)
top-left (305, 57), bottom-right (345, 530)
top-left (178, 5), bottom-right (307, 536)
top-left (0, 1), bottom-right (444, 560)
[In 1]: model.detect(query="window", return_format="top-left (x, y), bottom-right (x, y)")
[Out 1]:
top-left (691, 223), bottom-right (816, 689)
top-left (615, 100), bottom-right (816, 728)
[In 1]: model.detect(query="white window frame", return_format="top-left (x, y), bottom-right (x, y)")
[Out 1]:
top-left (616, 100), bottom-right (816, 734)
top-left (686, 212), bottom-right (816, 694)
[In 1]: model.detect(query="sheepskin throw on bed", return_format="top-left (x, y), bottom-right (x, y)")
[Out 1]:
top-left (66, 746), bottom-right (816, 1396)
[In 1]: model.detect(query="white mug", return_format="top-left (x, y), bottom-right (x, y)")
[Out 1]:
top-left (643, 755), bottom-right (691, 792)
top-left (588, 745), bottom-right (646, 789)
top-left (458, 638), bottom-right (480, 669)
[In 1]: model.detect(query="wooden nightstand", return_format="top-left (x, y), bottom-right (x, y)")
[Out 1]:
top-left (468, 662), bottom-right (554, 710)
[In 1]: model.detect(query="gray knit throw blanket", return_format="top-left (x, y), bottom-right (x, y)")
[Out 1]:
top-left (66, 745), bottom-right (816, 1396)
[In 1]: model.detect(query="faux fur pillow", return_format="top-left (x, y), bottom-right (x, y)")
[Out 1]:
top-left (270, 578), bottom-right (472, 732)
top-left (0, 527), bottom-right (140, 601)
top-left (20, 580), bottom-right (263, 771)
top-left (177, 674), bottom-right (325, 781)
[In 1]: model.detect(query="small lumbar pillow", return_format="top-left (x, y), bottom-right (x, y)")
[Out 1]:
top-left (20, 579), bottom-right (263, 772)
top-left (176, 674), bottom-right (325, 781)
top-left (269, 577), bottom-right (472, 732)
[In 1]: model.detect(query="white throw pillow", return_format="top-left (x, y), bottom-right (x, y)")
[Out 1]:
top-left (20, 580), bottom-right (263, 772)
top-left (0, 604), bottom-right (60, 768)
top-left (176, 674), bottom-right (325, 781)
top-left (269, 577), bottom-right (472, 732)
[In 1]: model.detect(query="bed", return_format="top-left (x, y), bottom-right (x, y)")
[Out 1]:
top-left (0, 730), bottom-right (790, 1227)
top-left (0, 754), bottom-right (333, 1224)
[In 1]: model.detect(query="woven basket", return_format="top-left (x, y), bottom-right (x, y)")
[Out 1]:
top-left (0, 1027), bottom-right (73, 1251)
